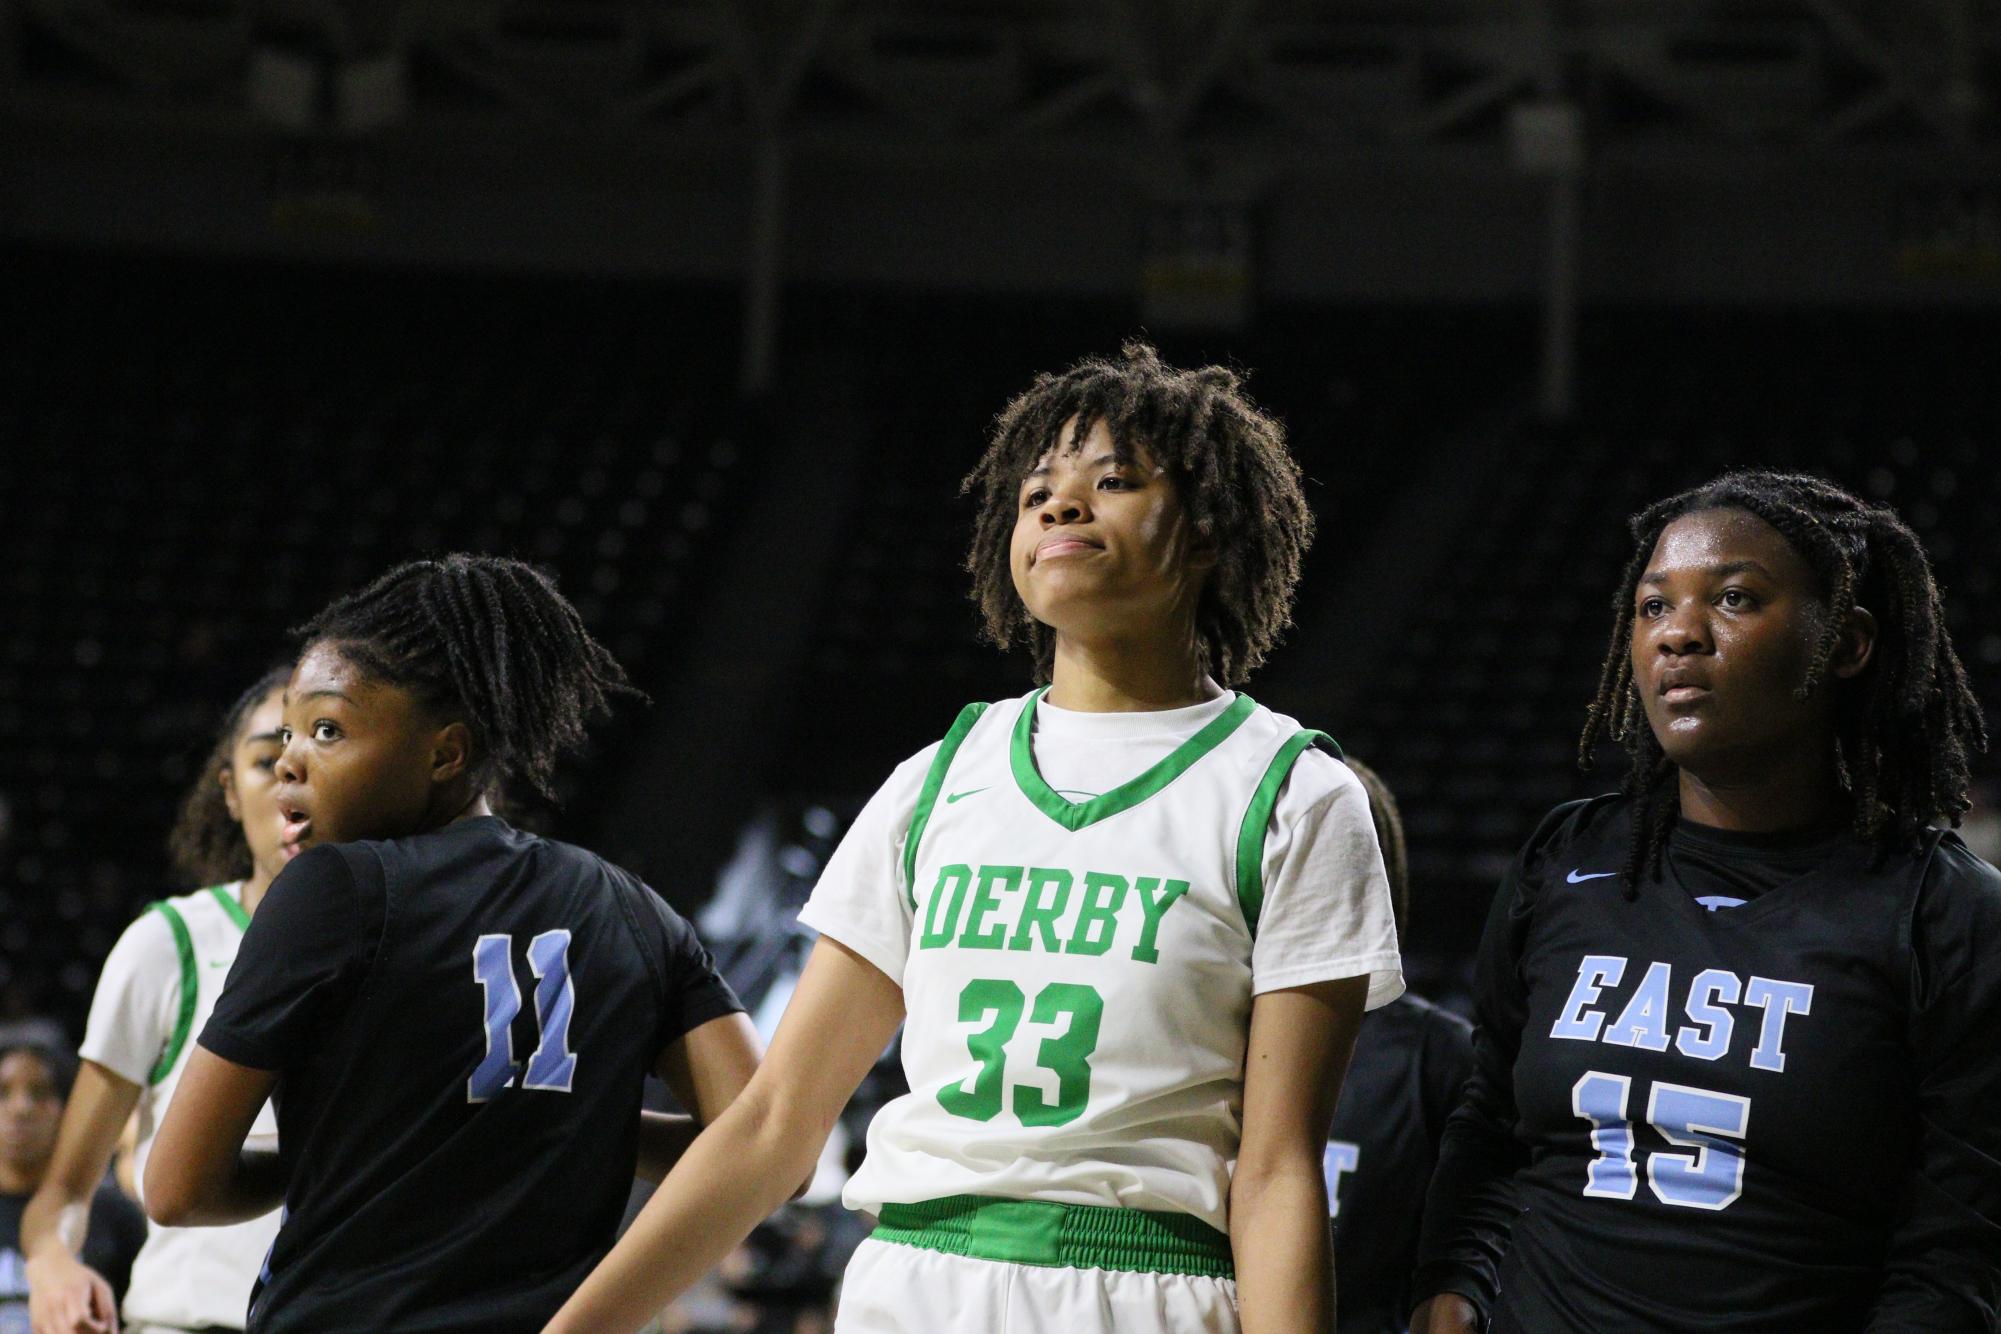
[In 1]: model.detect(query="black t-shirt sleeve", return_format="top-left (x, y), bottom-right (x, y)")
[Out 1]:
top-left (84, 1180), bottom-right (147, 1305)
top-left (1867, 839), bottom-right (2001, 1332)
top-left (635, 884), bottom-right (744, 1058)
top-left (200, 844), bottom-right (370, 1070)
top-left (1411, 802), bottom-right (1587, 1322)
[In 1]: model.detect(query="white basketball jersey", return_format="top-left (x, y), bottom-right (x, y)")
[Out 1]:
top-left (80, 884), bottom-right (281, 1329)
top-left (824, 689), bottom-right (1379, 1236)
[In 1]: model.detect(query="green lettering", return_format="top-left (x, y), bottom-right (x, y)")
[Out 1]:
top-left (1065, 872), bottom-right (1128, 956)
top-left (1128, 877), bottom-right (1189, 964)
top-left (1008, 868), bottom-right (1073, 953)
top-left (958, 865), bottom-right (1023, 950)
top-left (920, 864), bottom-right (975, 949)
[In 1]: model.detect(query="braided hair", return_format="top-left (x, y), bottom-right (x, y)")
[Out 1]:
top-left (167, 665), bottom-right (293, 885)
top-left (962, 340), bottom-right (1313, 687)
top-left (1579, 469), bottom-right (1987, 887)
top-left (293, 555), bottom-right (641, 803)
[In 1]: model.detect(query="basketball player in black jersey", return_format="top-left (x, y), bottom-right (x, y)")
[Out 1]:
top-left (145, 556), bottom-right (763, 1333)
top-left (1410, 471), bottom-right (2000, 1333)
top-left (1329, 760), bottom-right (1473, 1334)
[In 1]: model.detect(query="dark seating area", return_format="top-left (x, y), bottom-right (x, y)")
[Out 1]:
top-left (0, 252), bottom-right (749, 1032)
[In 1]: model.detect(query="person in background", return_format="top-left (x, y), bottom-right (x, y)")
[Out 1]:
top-left (24, 668), bottom-right (291, 1334)
top-left (2, 1038), bottom-right (145, 1334)
top-left (1326, 761), bottom-right (1473, 1334)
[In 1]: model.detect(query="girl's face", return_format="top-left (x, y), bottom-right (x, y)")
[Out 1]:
top-left (1009, 419), bottom-right (1214, 646)
top-left (1630, 507), bottom-right (1871, 780)
top-left (0, 1050), bottom-right (62, 1175)
top-left (221, 688), bottom-right (291, 881)
top-left (272, 642), bottom-right (469, 855)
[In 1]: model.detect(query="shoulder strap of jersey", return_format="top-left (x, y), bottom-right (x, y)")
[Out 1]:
top-left (1234, 730), bottom-right (1342, 939)
top-left (902, 702), bottom-right (991, 910)
top-left (145, 899), bottom-right (199, 1086)
top-left (207, 882), bottom-right (251, 931)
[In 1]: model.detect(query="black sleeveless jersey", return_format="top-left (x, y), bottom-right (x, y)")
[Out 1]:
top-left (200, 817), bottom-right (742, 1333)
top-left (1328, 990), bottom-right (1473, 1334)
top-left (1413, 796), bottom-right (2001, 1333)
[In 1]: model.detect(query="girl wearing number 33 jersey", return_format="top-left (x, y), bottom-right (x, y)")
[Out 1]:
top-left (551, 341), bottom-right (1405, 1334)
top-left (145, 556), bottom-right (764, 1333)
top-left (1410, 471), bottom-right (2001, 1334)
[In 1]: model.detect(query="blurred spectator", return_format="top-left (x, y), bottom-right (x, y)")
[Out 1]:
top-left (0, 1036), bottom-right (146, 1332)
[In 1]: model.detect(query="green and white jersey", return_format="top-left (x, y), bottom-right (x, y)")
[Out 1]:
top-left (798, 689), bottom-right (1403, 1236)
top-left (78, 883), bottom-right (280, 1331)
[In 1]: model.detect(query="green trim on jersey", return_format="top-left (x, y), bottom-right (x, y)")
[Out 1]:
top-left (209, 883), bottom-right (251, 931)
top-left (1011, 688), bottom-right (1257, 832)
top-left (1233, 729), bottom-right (1341, 939)
top-left (873, 1194), bottom-right (1234, 1278)
top-left (903, 702), bottom-right (991, 909)
top-left (145, 900), bottom-right (199, 1086)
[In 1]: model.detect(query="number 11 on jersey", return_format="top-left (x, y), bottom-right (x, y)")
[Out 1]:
top-left (470, 930), bottom-right (580, 1102)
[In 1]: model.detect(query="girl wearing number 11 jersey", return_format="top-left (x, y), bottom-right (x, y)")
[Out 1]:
top-left (553, 342), bottom-right (1404, 1334)
top-left (144, 556), bottom-right (762, 1333)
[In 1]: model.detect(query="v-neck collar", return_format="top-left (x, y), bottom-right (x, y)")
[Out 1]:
top-left (1009, 687), bottom-right (1256, 832)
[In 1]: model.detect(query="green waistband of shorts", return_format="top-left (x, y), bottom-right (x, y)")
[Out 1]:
top-left (872, 1194), bottom-right (1235, 1278)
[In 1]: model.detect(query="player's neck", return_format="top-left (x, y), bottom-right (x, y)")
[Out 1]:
top-left (1676, 742), bottom-right (1847, 834)
top-left (1045, 633), bottom-right (1219, 714)
top-left (240, 871), bottom-right (272, 916)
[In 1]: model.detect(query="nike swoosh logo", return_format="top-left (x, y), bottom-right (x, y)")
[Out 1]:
top-left (944, 787), bottom-right (989, 804)
top-left (1567, 869), bottom-right (1617, 883)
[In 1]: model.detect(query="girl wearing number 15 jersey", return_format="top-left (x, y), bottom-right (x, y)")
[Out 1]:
top-left (552, 342), bottom-right (1403, 1334)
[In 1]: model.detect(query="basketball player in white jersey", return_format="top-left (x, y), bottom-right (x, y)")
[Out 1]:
top-left (548, 342), bottom-right (1403, 1334)
top-left (25, 670), bottom-right (290, 1334)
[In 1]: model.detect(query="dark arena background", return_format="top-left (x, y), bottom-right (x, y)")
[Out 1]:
top-left (5, 2), bottom-right (2001, 1330)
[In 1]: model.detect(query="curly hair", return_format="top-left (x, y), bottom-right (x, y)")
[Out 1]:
top-left (166, 665), bottom-right (294, 886)
top-left (1578, 469), bottom-right (1988, 889)
top-left (961, 340), bottom-right (1313, 686)
top-left (294, 555), bottom-right (642, 803)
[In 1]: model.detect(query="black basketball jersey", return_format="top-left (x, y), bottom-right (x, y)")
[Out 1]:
top-left (1328, 990), bottom-right (1473, 1334)
top-left (1413, 796), bottom-right (2001, 1333)
top-left (200, 816), bottom-right (742, 1333)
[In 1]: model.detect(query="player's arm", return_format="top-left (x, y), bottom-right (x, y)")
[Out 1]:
top-left (543, 936), bottom-right (903, 1334)
top-left (1864, 858), bottom-right (2001, 1332)
top-left (1231, 974), bottom-right (1368, 1334)
top-left (635, 1010), bottom-right (764, 1183)
top-left (1409, 862), bottom-right (1540, 1334)
top-left (143, 1047), bottom-right (286, 1227)
top-left (23, 1060), bottom-right (141, 1334)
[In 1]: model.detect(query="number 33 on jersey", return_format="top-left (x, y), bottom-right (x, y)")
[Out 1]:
top-left (832, 689), bottom-right (1392, 1235)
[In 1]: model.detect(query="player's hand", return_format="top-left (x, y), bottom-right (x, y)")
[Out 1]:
top-left (25, 1250), bottom-right (120, 1334)
top-left (1408, 1293), bottom-right (1480, 1334)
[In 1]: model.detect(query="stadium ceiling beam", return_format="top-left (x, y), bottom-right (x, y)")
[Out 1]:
top-left (1801, 0), bottom-right (1963, 140)
top-left (713, 0), bottom-right (846, 131)
top-left (19, 0), bottom-right (253, 94)
top-left (1091, 0), bottom-right (1264, 141)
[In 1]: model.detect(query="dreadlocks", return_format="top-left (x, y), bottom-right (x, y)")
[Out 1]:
top-left (1579, 469), bottom-right (1987, 888)
top-left (294, 555), bottom-right (641, 803)
top-left (168, 665), bottom-right (294, 885)
top-left (962, 340), bottom-right (1313, 686)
